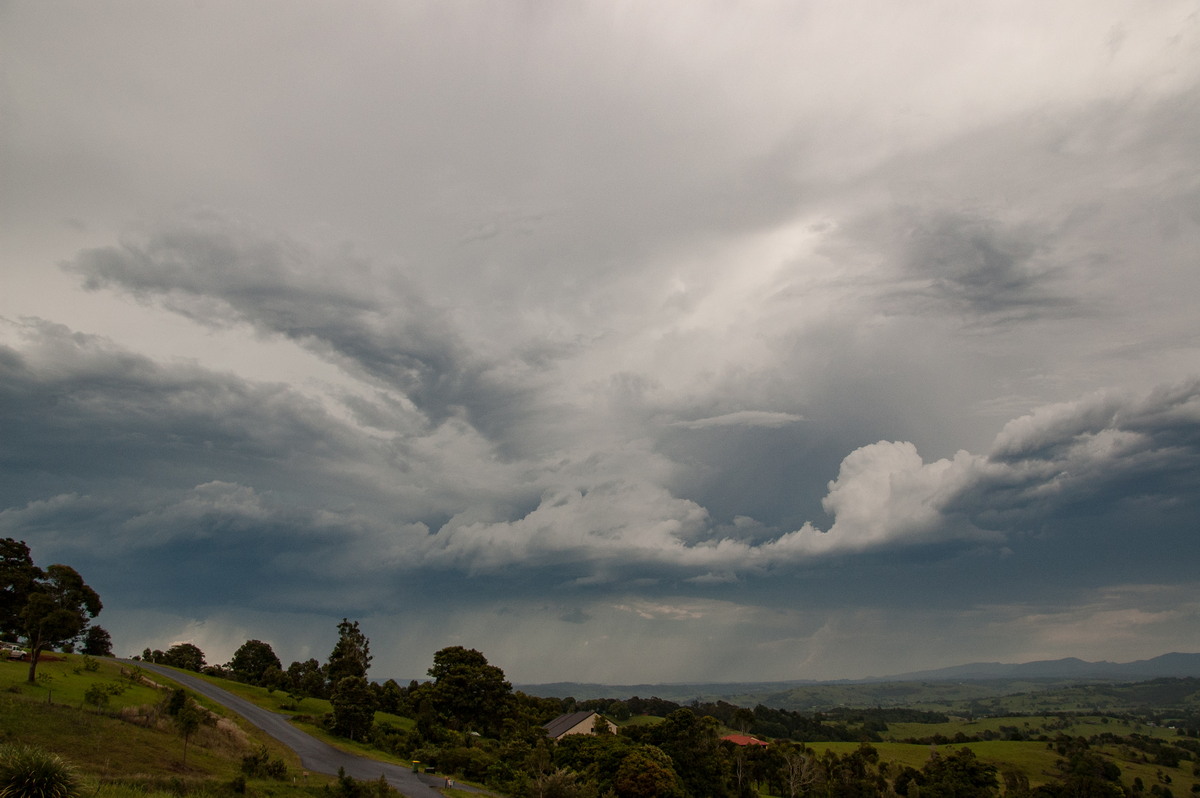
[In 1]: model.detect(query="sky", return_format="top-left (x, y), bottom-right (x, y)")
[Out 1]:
top-left (2, 1), bottom-right (1198, 685)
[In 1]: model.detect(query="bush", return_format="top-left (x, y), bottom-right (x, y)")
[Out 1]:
top-left (239, 746), bottom-right (288, 780)
top-left (0, 745), bottom-right (82, 798)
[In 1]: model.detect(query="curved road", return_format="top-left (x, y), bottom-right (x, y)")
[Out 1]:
top-left (132, 662), bottom-right (448, 798)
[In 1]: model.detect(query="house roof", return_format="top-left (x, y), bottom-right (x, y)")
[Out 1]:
top-left (543, 710), bottom-right (599, 739)
top-left (722, 734), bottom-right (769, 747)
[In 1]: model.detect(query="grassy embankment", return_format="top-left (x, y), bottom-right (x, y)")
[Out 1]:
top-left (0, 653), bottom-right (349, 798)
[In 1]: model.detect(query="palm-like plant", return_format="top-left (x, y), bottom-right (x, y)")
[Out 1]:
top-left (0, 745), bottom-right (81, 798)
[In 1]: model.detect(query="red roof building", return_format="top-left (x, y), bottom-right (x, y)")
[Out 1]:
top-left (722, 734), bottom-right (769, 747)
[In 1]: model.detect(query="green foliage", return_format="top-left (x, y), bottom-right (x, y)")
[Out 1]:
top-left (16, 562), bottom-right (102, 684)
top-left (0, 540), bottom-right (38, 637)
top-left (240, 746), bottom-right (288, 780)
top-left (173, 699), bottom-right (207, 766)
top-left (78, 626), bottom-right (111, 657)
top-left (1038, 750), bottom-right (1125, 798)
top-left (161, 643), bottom-right (206, 672)
top-left (920, 747), bottom-right (999, 798)
top-left (80, 682), bottom-right (124, 712)
top-left (229, 640), bottom-right (282, 686)
top-left (286, 658), bottom-right (329, 702)
top-left (427, 645), bottom-right (514, 737)
top-left (613, 747), bottom-right (685, 798)
top-left (329, 676), bottom-right (376, 741)
top-left (326, 620), bottom-right (371, 686)
top-left (644, 709), bottom-right (731, 798)
top-left (0, 745), bottom-right (81, 798)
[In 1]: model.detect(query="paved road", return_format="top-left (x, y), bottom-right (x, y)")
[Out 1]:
top-left (132, 662), bottom-right (447, 798)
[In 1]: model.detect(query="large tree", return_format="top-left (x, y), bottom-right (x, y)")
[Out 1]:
top-left (230, 639), bottom-right (282, 685)
top-left (161, 642), bottom-right (206, 672)
top-left (427, 645), bottom-right (514, 737)
top-left (80, 625), bottom-right (113, 656)
top-left (0, 539), bottom-right (38, 638)
top-left (647, 709), bottom-right (732, 798)
top-left (20, 564), bottom-right (102, 683)
top-left (329, 675), bottom-right (376, 741)
top-left (326, 618), bottom-right (371, 686)
top-left (286, 657), bottom-right (329, 701)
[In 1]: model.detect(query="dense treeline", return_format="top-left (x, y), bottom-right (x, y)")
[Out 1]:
top-left (569, 696), bottom-right (946, 742)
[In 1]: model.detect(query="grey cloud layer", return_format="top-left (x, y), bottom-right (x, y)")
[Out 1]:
top-left (5, 310), bottom-right (1197, 603)
top-left (2, 0), bottom-right (1198, 680)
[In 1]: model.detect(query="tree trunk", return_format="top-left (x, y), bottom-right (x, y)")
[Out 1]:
top-left (26, 636), bottom-right (44, 684)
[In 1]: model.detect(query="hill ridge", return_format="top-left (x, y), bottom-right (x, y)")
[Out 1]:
top-left (514, 652), bottom-right (1200, 699)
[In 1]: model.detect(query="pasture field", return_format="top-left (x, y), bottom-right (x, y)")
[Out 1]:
top-left (808, 741), bottom-right (1060, 786)
top-left (883, 714), bottom-right (1180, 742)
top-left (808, 738), bottom-right (1199, 792)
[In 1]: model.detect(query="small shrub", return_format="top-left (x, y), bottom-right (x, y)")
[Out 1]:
top-left (240, 746), bottom-right (287, 781)
top-left (240, 747), bottom-right (270, 777)
top-left (0, 744), bottom-right (82, 798)
top-left (263, 759), bottom-right (287, 780)
top-left (82, 684), bottom-right (110, 712)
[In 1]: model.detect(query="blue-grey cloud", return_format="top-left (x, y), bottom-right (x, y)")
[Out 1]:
top-left (3, 0), bottom-right (1198, 682)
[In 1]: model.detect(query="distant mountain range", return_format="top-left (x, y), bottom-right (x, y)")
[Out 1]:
top-left (874, 652), bottom-right (1200, 682)
top-left (517, 653), bottom-right (1200, 703)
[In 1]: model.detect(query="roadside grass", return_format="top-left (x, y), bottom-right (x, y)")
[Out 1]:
top-left (159, 666), bottom-right (417, 769)
top-left (0, 657), bottom-right (337, 798)
top-left (188, 672), bottom-right (416, 734)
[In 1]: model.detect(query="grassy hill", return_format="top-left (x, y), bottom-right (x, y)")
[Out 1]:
top-left (0, 653), bottom-right (333, 798)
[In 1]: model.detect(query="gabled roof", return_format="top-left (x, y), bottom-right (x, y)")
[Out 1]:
top-left (722, 734), bottom-right (769, 747)
top-left (543, 710), bottom-right (599, 739)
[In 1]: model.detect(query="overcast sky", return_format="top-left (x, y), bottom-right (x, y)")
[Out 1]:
top-left (2, 1), bottom-right (1198, 685)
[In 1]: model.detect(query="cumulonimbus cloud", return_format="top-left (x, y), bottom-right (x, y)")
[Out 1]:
top-left (413, 379), bottom-right (1200, 572)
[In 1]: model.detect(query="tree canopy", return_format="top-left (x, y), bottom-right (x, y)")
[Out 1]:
top-left (230, 639), bottom-right (282, 685)
top-left (80, 625), bottom-right (113, 656)
top-left (427, 645), bottom-right (514, 737)
top-left (0, 539), bottom-right (38, 637)
top-left (327, 618), bottom-right (371, 685)
top-left (161, 643), bottom-right (207, 672)
top-left (12, 556), bottom-right (102, 683)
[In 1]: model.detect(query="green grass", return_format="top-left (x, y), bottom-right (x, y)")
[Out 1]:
top-left (165, 669), bottom-right (415, 767)
top-left (0, 656), bottom-right (338, 798)
top-left (883, 714), bottom-right (1183, 742)
top-left (619, 714), bottom-right (664, 727)
top-left (802, 739), bottom-right (1200, 791)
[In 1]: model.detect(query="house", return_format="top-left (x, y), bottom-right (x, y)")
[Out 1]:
top-left (721, 734), bottom-right (769, 748)
top-left (543, 710), bottom-right (619, 740)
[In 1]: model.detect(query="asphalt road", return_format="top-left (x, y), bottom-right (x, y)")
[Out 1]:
top-left (132, 662), bottom-right (448, 798)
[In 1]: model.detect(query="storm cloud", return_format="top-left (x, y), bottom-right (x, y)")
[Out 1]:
top-left (2, 0), bottom-right (1197, 682)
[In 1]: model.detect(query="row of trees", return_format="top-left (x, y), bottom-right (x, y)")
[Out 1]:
top-left (0, 538), bottom-right (107, 683)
